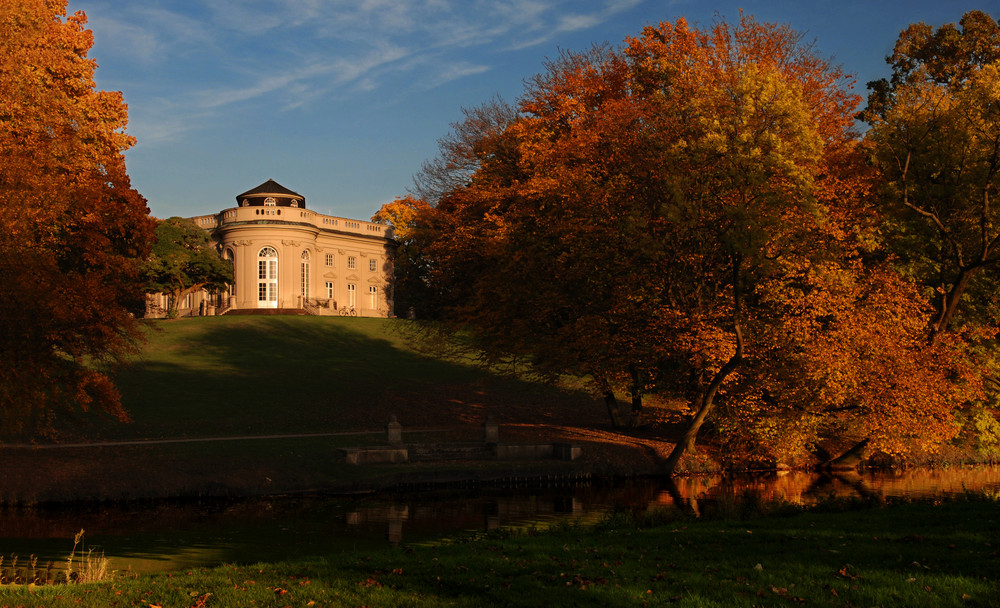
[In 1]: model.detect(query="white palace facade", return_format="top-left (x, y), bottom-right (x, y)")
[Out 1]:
top-left (146, 179), bottom-right (395, 318)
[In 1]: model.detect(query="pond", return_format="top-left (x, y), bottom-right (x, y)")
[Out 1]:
top-left (1, 465), bottom-right (997, 575)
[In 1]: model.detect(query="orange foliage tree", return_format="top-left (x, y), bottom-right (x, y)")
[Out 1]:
top-left (0, 0), bottom-right (154, 438)
top-left (860, 10), bottom-right (1000, 460)
top-left (371, 195), bottom-right (435, 318)
top-left (418, 15), bottom-right (978, 471)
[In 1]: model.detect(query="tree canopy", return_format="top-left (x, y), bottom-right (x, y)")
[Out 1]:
top-left (144, 217), bottom-right (234, 318)
top-left (0, 0), bottom-right (155, 438)
top-left (862, 10), bottom-right (1000, 336)
top-left (410, 14), bottom-right (982, 472)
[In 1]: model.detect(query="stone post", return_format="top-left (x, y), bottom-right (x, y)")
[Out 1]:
top-left (386, 415), bottom-right (403, 445)
top-left (483, 414), bottom-right (499, 444)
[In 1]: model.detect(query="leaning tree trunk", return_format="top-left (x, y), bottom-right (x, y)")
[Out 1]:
top-left (662, 322), bottom-right (743, 474)
top-left (663, 253), bottom-right (745, 475)
top-left (822, 438), bottom-right (870, 471)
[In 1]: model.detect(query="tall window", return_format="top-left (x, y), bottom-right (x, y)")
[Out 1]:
top-left (257, 246), bottom-right (278, 308)
top-left (325, 253), bottom-right (334, 267)
top-left (300, 250), bottom-right (310, 298)
top-left (325, 281), bottom-right (334, 299)
top-left (347, 283), bottom-right (356, 307)
top-left (369, 258), bottom-right (377, 272)
top-left (347, 256), bottom-right (356, 270)
top-left (369, 285), bottom-right (378, 310)
top-left (224, 248), bottom-right (235, 300)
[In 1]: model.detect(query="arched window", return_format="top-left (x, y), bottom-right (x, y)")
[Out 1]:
top-left (224, 249), bottom-right (235, 299)
top-left (300, 250), bottom-right (310, 298)
top-left (264, 197), bottom-right (277, 206)
top-left (257, 246), bottom-right (278, 308)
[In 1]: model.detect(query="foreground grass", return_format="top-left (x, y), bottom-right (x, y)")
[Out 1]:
top-left (4, 497), bottom-right (997, 607)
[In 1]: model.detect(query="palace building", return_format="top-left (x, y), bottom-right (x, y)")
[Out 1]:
top-left (146, 179), bottom-right (395, 318)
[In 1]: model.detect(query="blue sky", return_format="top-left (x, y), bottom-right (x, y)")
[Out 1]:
top-left (70, 0), bottom-right (996, 221)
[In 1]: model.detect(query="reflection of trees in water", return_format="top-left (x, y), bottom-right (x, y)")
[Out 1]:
top-left (648, 466), bottom-right (1000, 515)
top-left (1, 467), bottom-right (998, 568)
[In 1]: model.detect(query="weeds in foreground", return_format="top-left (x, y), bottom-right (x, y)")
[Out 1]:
top-left (0, 529), bottom-right (110, 587)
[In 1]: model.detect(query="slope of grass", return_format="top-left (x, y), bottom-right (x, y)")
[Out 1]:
top-left (95, 316), bottom-right (606, 441)
top-left (6, 316), bottom-right (668, 503)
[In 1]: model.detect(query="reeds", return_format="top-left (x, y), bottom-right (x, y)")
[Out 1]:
top-left (0, 529), bottom-right (110, 586)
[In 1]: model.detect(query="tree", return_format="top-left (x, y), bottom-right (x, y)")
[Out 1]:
top-left (862, 10), bottom-right (1000, 336)
top-left (412, 97), bottom-right (521, 205)
top-left (0, 0), bottom-right (155, 438)
top-left (421, 15), bottom-right (891, 470)
top-left (145, 217), bottom-right (234, 318)
top-left (371, 196), bottom-right (435, 318)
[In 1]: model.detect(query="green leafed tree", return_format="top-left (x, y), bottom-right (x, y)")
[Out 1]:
top-left (862, 10), bottom-right (1000, 336)
top-left (145, 217), bottom-right (233, 318)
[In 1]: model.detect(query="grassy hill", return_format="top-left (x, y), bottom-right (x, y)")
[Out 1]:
top-left (104, 315), bottom-right (605, 441)
top-left (3, 316), bottom-right (679, 504)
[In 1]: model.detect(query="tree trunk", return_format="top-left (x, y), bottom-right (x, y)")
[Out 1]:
top-left (664, 253), bottom-right (745, 475)
top-left (930, 266), bottom-right (977, 337)
top-left (822, 438), bottom-right (870, 471)
top-left (629, 364), bottom-right (643, 428)
top-left (603, 390), bottom-right (628, 428)
top-left (663, 322), bottom-right (743, 473)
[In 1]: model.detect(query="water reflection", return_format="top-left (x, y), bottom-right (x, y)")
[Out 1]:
top-left (0, 465), bottom-right (997, 574)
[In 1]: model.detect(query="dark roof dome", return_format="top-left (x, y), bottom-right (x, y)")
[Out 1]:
top-left (236, 179), bottom-right (306, 209)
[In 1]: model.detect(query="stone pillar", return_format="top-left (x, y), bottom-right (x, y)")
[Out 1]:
top-left (386, 415), bottom-right (402, 445)
top-left (483, 414), bottom-right (499, 444)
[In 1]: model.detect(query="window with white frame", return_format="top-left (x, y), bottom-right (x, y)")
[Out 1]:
top-left (347, 283), bottom-right (356, 307)
top-left (257, 246), bottom-right (278, 307)
top-left (347, 256), bottom-right (356, 270)
top-left (224, 249), bottom-right (235, 299)
top-left (325, 281), bottom-right (334, 299)
top-left (368, 285), bottom-right (378, 309)
top-left (300, 250), bottom-right (310, 298)
top-left (369, 258), bottom-right (377, 272)
top-left (325, 253), bottom-right (334, 267)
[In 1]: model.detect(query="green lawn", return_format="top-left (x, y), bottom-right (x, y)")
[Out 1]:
top-left (4, 496), bottom-right (997, 607)
top-left (3, 316), bottom-right (625, 503)
top-left (99, 316), bottom-right (605, 442)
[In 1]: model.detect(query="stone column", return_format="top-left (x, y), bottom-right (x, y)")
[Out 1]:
top-left (483, 414), bottom-right (499, 444)
top-left (386, 415), bottom-right (402, 445)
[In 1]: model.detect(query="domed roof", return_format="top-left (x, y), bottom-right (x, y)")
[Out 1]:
top-left (236, 179), bottom-right (306, 208)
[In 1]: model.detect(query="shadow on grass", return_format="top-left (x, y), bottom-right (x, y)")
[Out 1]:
top-left (82, 316), bottom-right (605, 442)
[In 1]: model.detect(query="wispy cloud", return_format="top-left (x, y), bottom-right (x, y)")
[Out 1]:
top-left (84, 0), bottom-right (647, 147)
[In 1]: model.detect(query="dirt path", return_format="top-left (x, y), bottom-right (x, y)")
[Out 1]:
top-left (3, 428), bottom-right (448, 449)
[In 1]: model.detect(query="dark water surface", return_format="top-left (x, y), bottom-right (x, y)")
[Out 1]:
top-left (1, 465), bottom-right (998, 574)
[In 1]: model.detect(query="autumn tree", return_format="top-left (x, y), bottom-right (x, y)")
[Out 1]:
top-left (420, 15), bottom-right (907, 471)
top-left (862, 10), bottom-right (1000, 336)
top-left (0, 0), bottom-right (154, 439)
top-left (412, 97), bottom-right (521, 205)
top-left (370, 196), bottom-right (432, 318)
top-left (144, 217), bottom-right (233, 318)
